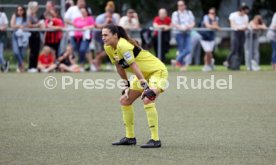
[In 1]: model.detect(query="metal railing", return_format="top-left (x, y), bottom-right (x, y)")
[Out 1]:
top-left (3, 27), bottom-right (274, 70)
top-left (152, 27), bottom-right (273, 70)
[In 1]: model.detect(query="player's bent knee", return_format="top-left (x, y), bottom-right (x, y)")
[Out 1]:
top-left (120, 96), bottom-right (131, 106)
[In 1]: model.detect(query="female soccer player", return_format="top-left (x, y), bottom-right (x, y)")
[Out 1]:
top-left (102, 24), bottom-right (168, 148)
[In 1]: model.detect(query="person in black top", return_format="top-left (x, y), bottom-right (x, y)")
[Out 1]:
top-left (58, 44), bottom-right (80, 72)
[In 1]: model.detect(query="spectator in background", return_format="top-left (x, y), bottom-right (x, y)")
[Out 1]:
top-left (189, 31), bottom-right (202, 65)
top-left (245, 15), bottom-right (267, 71)
top-left (119, 9), bottom-right (139, 30)
top-left (27, 1), bottom-right (41, 73)
top-left (44, 10), bottom-right (64, 58)
top-left (37, 46), bottom-right (56, 73)
top-left (224, 5), bottom-right (249, 70)
top-left (10, 5), bottom-right (29, 73)
top-left (91, 7), bottom-right (118, 71)
top-left (173, 31), bottom-right (202, 68)
top-left (152, 8), bottom-right (171, 63)
top-left (64, 0), bottom-right (86, 50)
top-left (72, 7), bottom-right (95, 70)
top-left (105, 1), bottom-right (120, 25)
top-left (267, 12), bottom-right (276, 71)
top-left (58, 44), bottom-right (80, 72)
top-left (65, 0), bottom-right (74, 12)
top-left (172, 0), bottom-right (195, 71)
top-left (199, 7), bottom-right (220, 72)
top-left (119, 9), bottom-right (140, 40)
top-left (0, 9), bottom-right (9, 72)
top-left (40, 1), bottom-right (55, 20)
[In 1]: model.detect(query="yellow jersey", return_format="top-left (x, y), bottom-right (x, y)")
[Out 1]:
top-left (104, 38), bottom-right (167, 78)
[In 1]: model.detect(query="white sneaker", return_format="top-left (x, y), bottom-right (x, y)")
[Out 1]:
top-left (223, 61), bottom-right (229, 67)
top-left (105, 64), bottom-right (113, 71)
top-left (202, 65), bottom-right (213, 72)
top-left (251, 60), bottom-right (260, 71)
top-left (28, 68), bottom-right (38, 73)
top-left (79, 67), bottom-right (85, 72)
top-left (171, 59), bottom-right (176, 70)
top-left (41, 69), bottom-right (49, 73)
top-left (252, 66), bottom-right (260, 71)
top-left (3, 61), bottom-right (9, 73)
top-left (90, 64), bottom-right (97, 72)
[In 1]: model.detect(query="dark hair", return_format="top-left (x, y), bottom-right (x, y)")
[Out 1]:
top-left (65, 2), bottom-right (72, 11)
top-left (127, 9), bottom-right (135, 14)
top-left (209, 7), bottom-right (216, 12)
top-left (80, 7), bottom-right (91, 16)
top-left (103, 24), bottom-right (140, 48)
top-left (239, 5), bottom-right (249, 12)
top-left (15, 5), bottom-right (26, 21)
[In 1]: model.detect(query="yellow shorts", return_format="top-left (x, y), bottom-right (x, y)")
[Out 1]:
top-left (130, 69), bottom-right (168, 93)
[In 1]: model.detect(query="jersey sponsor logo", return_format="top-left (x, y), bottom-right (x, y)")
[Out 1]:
top-left (123, 51), bottom-right (132, 61)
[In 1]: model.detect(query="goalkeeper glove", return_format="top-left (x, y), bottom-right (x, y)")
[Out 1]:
top-left (141, 81), bottom-right (156, 101)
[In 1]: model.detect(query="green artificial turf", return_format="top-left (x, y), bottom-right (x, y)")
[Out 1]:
top-left (0, 71), bottom-right (276, 165)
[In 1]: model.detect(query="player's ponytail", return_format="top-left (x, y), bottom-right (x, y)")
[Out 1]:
top-left (104, 24), bottom-right (140, 48)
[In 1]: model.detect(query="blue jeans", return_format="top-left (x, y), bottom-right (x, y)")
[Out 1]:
top-left (176, 32), bottom-right (191, 65)
top-left (0, 42), bottom-right (5, 65)
top-left (271, 40), bottom-right (276, 64)
top-left (12, 33), bottom-right (27, 66)
top-left (70, 37), bottom-right (90, 64)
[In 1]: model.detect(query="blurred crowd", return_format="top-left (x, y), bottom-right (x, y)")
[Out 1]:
top-left (0, 0), bottom-right (275, 73)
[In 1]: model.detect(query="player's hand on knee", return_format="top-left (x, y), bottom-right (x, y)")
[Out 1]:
top-left (141, 88), bottom-right (156, 101)
top-left (140, 81), bottom-right (156, 101)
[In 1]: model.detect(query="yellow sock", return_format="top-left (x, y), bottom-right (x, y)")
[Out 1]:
top-left (121, 105), bottom-right (135, 138)
top-left (144, 103), bottom-right (159, 141)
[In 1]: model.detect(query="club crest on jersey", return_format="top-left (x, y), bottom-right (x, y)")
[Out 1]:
top-left (123, 51), bottom-right (132, 61)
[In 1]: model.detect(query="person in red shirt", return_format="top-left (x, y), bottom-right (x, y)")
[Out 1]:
top-left (44, 9), bottom-right (64, 58)
top-left (152, 8), bottom-right (171, 63)
top-left (37, 46), bottom-right (56, 73)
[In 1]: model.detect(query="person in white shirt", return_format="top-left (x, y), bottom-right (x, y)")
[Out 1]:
top-left (0, 11), bottom-right (9, 72)
top-left (171, 0), bottom-right (195, 71)
top-left (119, 9), bottom-right (140, 30)
top-left (119, 9), bottom-right (140, 41)
top-left (64, 0), bottom-right (85, 40)
top-left (224, 5), bottom-right (249, 70)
